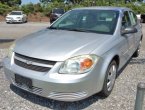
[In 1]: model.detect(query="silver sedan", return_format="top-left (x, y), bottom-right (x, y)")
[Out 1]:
top-left (3, 7), bottom-right (143, 101)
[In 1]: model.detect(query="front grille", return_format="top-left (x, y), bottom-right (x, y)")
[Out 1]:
top-left (14, 59), bottom-right (50, 72)
top-left (14, 53), bottom-right (56, 72)
top-left (15, 83), bottom-right (43, 95)
top-left (15, 53), bottom-right (56, 65)
top-left (48, 91), bottom-right (87, 100)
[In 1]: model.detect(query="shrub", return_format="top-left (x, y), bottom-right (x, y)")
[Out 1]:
top-left (0, 3), bottom-right (12, 15)
top-left (21, 3), bottom-right (34, 14)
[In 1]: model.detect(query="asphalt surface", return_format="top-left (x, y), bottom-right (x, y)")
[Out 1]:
top-left (0, 22), bottom-right (145, 110)
top-left (0, 22), bottom-right (49, 48)
top-left (0, 22), bottom-right (49, 39)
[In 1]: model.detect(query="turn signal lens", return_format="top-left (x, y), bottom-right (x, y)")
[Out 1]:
top-left (81, 58), bottom-right (93, 70)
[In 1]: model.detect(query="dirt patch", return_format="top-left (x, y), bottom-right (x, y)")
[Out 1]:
top-left (0, 41), bottom-right (13, 48)
top-left (0, 15), bottom-right (5, 21)
top-left (27, 13), bottom-right (50, 22)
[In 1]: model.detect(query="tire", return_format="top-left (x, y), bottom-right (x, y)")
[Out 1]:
top-left (133, 40), bottom-right (142, 58)
top-left (100, 60), bottom-right (117, 97)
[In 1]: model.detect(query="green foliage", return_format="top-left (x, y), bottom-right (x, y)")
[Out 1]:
top-left (34, 3), bottom-right (43, 12)
top-left (0, 0), bottom-right (21, 6)
top-left (21, 3), bottom-right (34, 14)
top-left (0, 3), bottom-right (12, 15)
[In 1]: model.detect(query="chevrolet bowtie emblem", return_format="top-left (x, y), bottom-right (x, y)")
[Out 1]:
top-left (25, 60), bottom-right (33, 65)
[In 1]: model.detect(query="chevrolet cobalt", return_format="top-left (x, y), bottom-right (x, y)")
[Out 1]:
top-left (3, 7), bottom-right (143, 101)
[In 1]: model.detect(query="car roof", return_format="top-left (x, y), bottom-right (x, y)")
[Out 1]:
top-left (73, 6), bottom-right (131, 12)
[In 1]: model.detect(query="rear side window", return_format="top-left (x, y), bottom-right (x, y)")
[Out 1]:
top-left (129, 11), bottom-right (137, 26)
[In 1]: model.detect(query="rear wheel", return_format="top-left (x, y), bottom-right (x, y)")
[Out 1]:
top-left (100, 60), bottom-right (117, 97)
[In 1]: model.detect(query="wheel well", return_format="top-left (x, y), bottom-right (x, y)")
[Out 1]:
top-left (112, 55), bottom-right (120, 67)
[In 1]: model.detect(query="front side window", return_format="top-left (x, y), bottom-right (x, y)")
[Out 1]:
top-left (50, 9), bottom-right (119, 35)
top-left (122, 11), bottom-right (132, 28)
top-left (129, 11), bottom-right (137, 26)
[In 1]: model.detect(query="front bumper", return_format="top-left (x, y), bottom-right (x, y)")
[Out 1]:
top-left (6, 18), bottom-right (22, 23)
top-left (3, 57), bottom-right (104, 101)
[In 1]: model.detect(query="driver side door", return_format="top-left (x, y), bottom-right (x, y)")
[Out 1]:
top-left (121, 11), bottom-right (136, 59)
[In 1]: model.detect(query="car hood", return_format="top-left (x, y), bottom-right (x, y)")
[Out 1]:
top-left (6, 15), bottom-right (22, 18)
top-left (14, 29), bottom-right (112, 61)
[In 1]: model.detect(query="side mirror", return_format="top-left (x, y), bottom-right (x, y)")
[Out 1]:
top-left (121, 27), bottom-right (138, 35)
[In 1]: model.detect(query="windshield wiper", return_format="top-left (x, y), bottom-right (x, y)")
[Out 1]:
top-left (67, 28), bottom-right (97, 33)
top-left (67, 28), bottom-right (86, 32)
top-left (48, 27), bottom-right (97, 33)
top-left (48, 27), bottom-right (68, 30)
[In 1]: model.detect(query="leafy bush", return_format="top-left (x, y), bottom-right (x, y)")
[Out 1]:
top-left (21, 3), bottom-right (34, 14)
top-left (34, 3), bottom-right (43, 13)
top-left (0, 3), bottom-right (12, 15)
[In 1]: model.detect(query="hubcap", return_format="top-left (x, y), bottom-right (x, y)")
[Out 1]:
top-left (107, 64), bottom-right (117, 91)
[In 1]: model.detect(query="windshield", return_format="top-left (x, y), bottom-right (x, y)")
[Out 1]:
top-left (50, 9), bottom-right (119, 34)
top-left (10, 12), bottom-right (22, 15)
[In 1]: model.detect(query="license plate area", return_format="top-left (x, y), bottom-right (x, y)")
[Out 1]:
top-left (15, 74), bottom-right (32, 89)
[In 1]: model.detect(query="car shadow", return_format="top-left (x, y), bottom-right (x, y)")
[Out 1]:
top-left (7, 22), bottom-right (26, 24)
top-left (117, 57), bottom-right (145, 77)
top-left (0, 39), bottom-right (15, 43)
top-left (129, 58), bottom-right (145, 65)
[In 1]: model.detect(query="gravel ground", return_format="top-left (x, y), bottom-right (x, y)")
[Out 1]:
top-left (0, 48), bottom-right (145, 110)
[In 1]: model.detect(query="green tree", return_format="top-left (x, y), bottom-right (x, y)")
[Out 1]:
top-left (21, 3), bottom-right (34, 14)
top-left (0, 0), bottom-right (21, 6)
top-left (39, 0), bottom-right (64, 3)
top-left (69, 0), bottom-right (83, 4)
top-left (39, 0), bottom-right (51, 3)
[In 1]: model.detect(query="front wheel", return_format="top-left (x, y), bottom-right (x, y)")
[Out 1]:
top-left (100, 60), bottom-right (117, 97)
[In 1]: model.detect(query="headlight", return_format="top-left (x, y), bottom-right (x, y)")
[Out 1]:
top-left (8, 43), bottom-right (15, 58)
top-left (59, 55), bottom-right (99, 74)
